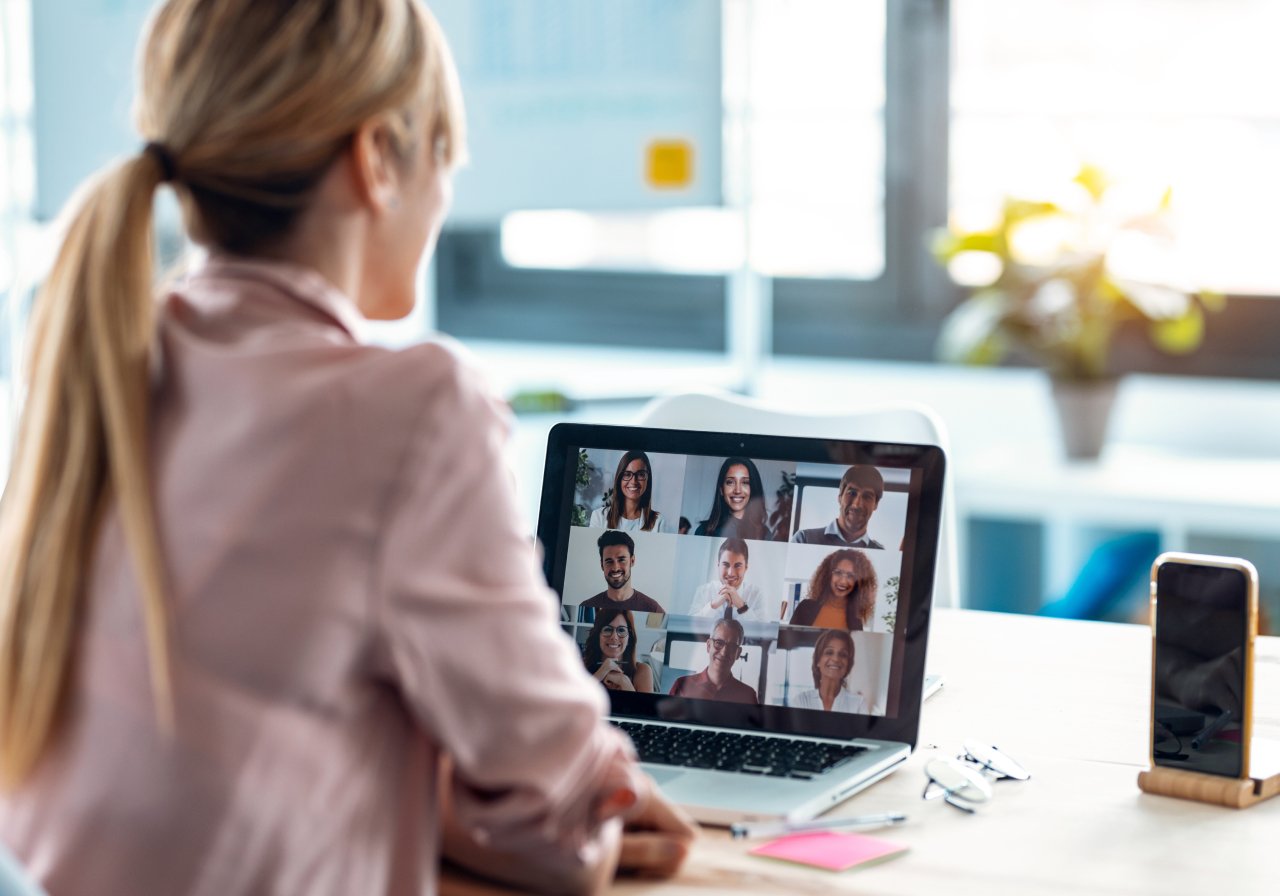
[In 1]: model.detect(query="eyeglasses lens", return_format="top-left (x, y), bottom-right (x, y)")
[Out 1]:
top-left (601, 626), bottom-right (629, 638)
top-left (923, 758), bottom-right (993, 811)
top-left (962, 740), bottom-right (1031, 781)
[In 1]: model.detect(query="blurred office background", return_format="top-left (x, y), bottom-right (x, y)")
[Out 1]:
top-left (4, 0), bottom-right (1280, 625)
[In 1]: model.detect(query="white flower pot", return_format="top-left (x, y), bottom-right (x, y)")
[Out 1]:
top-left (1050, 377), bottom-right (1119, 461)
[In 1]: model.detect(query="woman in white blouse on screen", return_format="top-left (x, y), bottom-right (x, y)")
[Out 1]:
top-left (790, 629), bottom-right (869, 714)
top-left (589, 450), bottom-right (675, 533)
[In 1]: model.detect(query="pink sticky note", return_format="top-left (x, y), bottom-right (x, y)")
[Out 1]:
top-left (749, 831), bottom-right (908, 872)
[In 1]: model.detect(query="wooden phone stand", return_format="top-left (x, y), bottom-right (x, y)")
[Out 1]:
top-left (1138, 766), bottom-right (1280, 809)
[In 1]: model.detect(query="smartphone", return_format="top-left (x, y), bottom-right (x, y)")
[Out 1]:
top-left (1150, 553), bottom-right (1258, 779)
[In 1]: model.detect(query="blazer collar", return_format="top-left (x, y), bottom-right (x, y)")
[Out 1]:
top-left (192, 254), bottom-right (368, 342)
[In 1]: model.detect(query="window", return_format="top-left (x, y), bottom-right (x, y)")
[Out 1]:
top-left (953, 0), bottom-right (1280, 297)
top-left (950, 0), bottom-right (1280, 377)
top-left (437, 0), bottom-right (944, 361)
top-left (0, 0), bottom-right (35, 477)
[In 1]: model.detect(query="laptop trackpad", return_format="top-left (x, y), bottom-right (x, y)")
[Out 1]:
top-left (645, 767), bottom-right (685, 786)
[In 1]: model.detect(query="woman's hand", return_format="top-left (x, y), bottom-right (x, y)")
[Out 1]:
top-left (593, 658), bottom-right (622, 683)
top-left (603, 670), bottom-right (635, 691)
top-left (618, 780), bottom-right (698, 879)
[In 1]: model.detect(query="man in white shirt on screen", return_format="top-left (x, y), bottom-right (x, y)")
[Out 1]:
top-left (689, 538), bottom-right (771, 622)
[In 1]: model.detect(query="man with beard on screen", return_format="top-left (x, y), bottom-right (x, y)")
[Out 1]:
top-left (581, 530), bottom-right (665, 613)
top-left (790, 465), bottom-right (886, 549)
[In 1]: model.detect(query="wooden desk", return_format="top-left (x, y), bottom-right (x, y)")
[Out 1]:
top-left (444, 608), bottom-right (1280, 895)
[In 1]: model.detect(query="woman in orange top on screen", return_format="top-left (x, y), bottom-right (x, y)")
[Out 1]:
top-left (583, 609), bottom-right (656, 693)
top-left (0, 2), bottom-right (693, 893)
top-left (790, 549), bottom-right (878, 631)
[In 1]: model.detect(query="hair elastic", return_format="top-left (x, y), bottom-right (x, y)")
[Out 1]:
top-left (145, 142), bottom-right (178, 183)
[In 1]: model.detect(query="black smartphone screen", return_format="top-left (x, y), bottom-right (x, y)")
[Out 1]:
top-left (1153, 562), bottom-right (1249, 778)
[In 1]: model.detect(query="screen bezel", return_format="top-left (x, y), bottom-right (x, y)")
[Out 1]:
top-left (1149, 552), bottom-right (1258, 779)
top-left (538, 422), bottom-right (946, 749)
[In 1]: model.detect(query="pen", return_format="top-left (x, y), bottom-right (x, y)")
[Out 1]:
top-left (1191, 710), bottom-right (1232, 752)
top-left (730, 811), bottom-right (907, 840)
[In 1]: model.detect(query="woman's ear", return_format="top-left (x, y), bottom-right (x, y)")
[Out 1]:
top-left (350, 117), bottom-right (401, 213)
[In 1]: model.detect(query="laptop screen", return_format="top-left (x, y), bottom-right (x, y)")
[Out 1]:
top-left (538, 424), bottom-right (944, 744)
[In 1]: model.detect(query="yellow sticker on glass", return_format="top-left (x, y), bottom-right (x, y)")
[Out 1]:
top-left (646, 140), bottom-right (694, 189)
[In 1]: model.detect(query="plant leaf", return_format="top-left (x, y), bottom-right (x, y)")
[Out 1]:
top-left (937, 292), bottom-right (1009, 365)
top-left (1150, 305), bottom-right (1205, 355)
top-left (1073, 164), bottom-right (1111, 202)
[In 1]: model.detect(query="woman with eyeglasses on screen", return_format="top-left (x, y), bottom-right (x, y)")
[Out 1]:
top-left (790, 549), bottom-right (878, 631)
top-left (589, 450), bottom-right (673, 533)
top-left (583, 609), bottom-right (655, 693)
top-left (693, 456), bottom-right (772, 541)
top-left (789, 629), bottom-right (869, 713)
top-left (0, 2), bottom-right (694, 893)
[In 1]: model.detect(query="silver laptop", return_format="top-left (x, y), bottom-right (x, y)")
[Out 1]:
top-left (539, 423), bottom-right (945, 824)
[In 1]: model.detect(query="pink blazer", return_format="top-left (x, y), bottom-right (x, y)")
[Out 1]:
top-left (0, 258), bottom-right (641, 896)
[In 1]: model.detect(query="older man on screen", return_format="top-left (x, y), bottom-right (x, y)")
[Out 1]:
top-left (667, 619), bottom-right (758, 704)
top-left (791, 465), bottom-right (886, 549)
top-left (688, 538), bottom-right (770, 622)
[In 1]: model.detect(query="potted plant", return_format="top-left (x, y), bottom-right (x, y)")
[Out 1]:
top-left (933, 165), bottom-right (1222, 459)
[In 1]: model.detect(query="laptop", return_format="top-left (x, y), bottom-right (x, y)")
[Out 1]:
top-left (537, 423), bottom-right (945, 825)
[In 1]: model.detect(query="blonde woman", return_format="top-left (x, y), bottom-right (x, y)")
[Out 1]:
top-left (0, 2), bottom-right (693, 893)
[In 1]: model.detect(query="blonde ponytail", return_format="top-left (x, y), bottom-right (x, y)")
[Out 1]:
top-left (0, 0), bottom-right (465, 787)
top-left (0, 151), bottom-right (172, 785)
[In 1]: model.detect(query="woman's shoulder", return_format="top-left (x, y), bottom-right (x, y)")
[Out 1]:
top-left (588, 507), bottom-right (608, 528)
top-left (789, 600), bottom-right (818, 625)
top-left (841, 691), bottom-right (868, 712)
top-left (380, 337), bottom-right (511, 438)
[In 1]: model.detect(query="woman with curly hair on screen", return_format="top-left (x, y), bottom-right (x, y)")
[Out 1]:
top-left (789, 549), bottom-right (878, 631)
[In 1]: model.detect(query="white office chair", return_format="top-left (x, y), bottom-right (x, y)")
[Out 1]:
top-left (634, 389), bottom-right (961, 609)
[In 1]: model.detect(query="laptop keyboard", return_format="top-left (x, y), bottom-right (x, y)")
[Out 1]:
top-left (612, 720), bottom-right (867, 780)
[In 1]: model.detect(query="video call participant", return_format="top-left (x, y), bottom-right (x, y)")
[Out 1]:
top-left (694, 456), bottom-right (771, 540)
top-left (589, 450), bottom-right (674, 533)
top-left (790, 549), bottom-right (878, 631)
top-left (581, 530), bottom-right (665, 613)
top-left (789, 629), bottom-right (868, 713)
top-left (689, 538), bottom-right (770, 622)
top-left (790, 465), bottom-right (886, 548)
top-left (667, 619), bottom-right (759, 704)
top-left (583, 608), bottom-right (655, 693)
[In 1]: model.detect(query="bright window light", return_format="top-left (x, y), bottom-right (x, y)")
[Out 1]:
top-left (746, 0), bottom-right (885, 279)
top-left (500, 208), bottom-right (744, 274)
top-left (500, 210), bottom-right (599, 270)
top-left (498, 0), bottom-right (887, 281)
top-left (953, 0), bottom-right (1280, 295)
